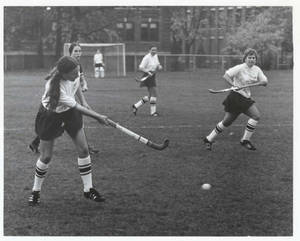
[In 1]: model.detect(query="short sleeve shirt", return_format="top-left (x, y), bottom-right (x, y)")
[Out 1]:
top-left (94, 53), bottom-right (104, 64)
top-left (225, 63), bottom-right (267, 98)
top-left (42, 76), bottom-right (81, 113)
top-left (139, 53), bottom-right (161, 72)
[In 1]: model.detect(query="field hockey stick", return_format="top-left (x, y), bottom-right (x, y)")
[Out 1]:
top-left (106, 119), bottom-right (169, 151)
top-left (208, 82), bottom-right (263, 94)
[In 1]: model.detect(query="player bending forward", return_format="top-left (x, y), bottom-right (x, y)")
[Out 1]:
top-left (203, 48), bottom-right (268, 151)
top-left (28, 56), bottom-right (109, 206)
top-left (132, 46), bottom-right (163, 116)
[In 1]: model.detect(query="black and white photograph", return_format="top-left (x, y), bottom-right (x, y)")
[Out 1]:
top-left (1, 0), bottom-right (298, 238)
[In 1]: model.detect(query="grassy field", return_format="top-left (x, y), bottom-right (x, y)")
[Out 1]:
top-left (3, 69), bottom-right (292, 236)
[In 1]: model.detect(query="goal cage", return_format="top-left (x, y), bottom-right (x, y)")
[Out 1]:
top-left (63, 43), bottom-right (126, 77)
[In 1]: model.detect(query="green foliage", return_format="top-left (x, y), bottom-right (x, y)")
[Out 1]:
top-left (4, 7), bottom-right (123, 54)
top-left (222, 7), bottom-right (292, 69)
top-left (170, 7), bottom-right (207, 54)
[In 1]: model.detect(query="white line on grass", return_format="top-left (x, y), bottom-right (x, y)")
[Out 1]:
top-left (3, 123), bottom-right (293, 132)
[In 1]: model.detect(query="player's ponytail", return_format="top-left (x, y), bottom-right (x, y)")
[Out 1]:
top-left (46, 71), bottom-right (61, 111)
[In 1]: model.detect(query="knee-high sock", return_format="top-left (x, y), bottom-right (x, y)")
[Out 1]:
top-left (32, 159), bottom-right (49, 191)
top-left (241, 118), bottom-right (258, 141)
top-left (134, 96), bottom-right (149, 109)
top-left (150, 97), bottom-right (157, 115)
top-left (206, 121), bottom-right (226, 142)
top-left (78, 155), bottom-right (93, 192)
top-left (95, 67), bottom-right (100, 78)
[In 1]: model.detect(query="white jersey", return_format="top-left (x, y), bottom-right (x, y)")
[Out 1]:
top-left (225, 63), bottom-right (267, 98)
top-left (42, 76), bottom-right (81, 113)
top-left (139, 53), bottom-right (161, 72)
top-left (94, 53), bottom-right (104, 64)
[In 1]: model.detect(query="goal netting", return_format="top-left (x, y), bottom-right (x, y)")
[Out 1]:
top-left (63, 43), bottom-right (126, 77)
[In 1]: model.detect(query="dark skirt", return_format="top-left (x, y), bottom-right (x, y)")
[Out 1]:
top-left (140, 73), bottom-right (156, 88)
top-left (222, 91), bottom-right (255, 114)
top-left (35, 104), bottom-right (83, 141)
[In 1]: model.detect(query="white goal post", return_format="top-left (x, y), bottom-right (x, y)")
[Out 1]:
top-left (63, 43), bottom-right (126, 77)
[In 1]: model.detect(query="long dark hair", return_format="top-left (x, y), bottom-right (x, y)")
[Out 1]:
top-left (46, 56), bottom-right (78, 111)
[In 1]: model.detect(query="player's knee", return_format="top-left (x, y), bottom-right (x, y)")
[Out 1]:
top-left (142, 96), bottom-right (149, 102)
top-left (40, 156), bottom-right (52, 164)
top-left (79, 146), bottom-right (89, 157)
top-left (150, 96), bottom-right (157, 104)
top-left (251, 115), bottom-right (260, 121)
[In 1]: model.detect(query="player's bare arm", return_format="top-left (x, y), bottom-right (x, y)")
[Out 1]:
top-left (223, 73), bottom-right (235, 86)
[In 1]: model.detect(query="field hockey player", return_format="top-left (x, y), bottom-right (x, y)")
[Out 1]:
top-left (28, 56), bottom-right (109, 206)
top-left (203, 48), bottom-right (268, 151)
top-left (29, 42), bottom-right (99, 154)
top-left (132, 46), bottom-right (163, 117)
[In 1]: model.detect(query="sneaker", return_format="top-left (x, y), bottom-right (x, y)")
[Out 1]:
top-left (29, 142), bottom-right (39, 154)
top-left (203, 137), bottom-right (213, 151)
top-left (28, 191), bottom-right (40, 206)
top-left (88, 145), bottom-right (99, 154)
top-left (240, 140), bottom-right (256, 151)
top-left (84, 188), bottom-right (105, 202)
top-left (132, 105), bottom-right (138, 115)
top-left (151, 112), bottom-right (159, 117)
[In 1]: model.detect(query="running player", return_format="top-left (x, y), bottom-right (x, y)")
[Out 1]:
top-left (132, 46), bottom-right (163, 116)
top-left (28, 56), bottom-right (108, 206)
top-left (203, 48), bottom-right (268, 151)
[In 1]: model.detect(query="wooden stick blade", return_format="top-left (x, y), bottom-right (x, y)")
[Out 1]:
top-left (147, 139), bottom-right (169, 151)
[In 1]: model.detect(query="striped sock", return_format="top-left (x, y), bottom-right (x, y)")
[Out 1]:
top-left (32, 159), bottom-right (49, 191)
top-left (134, 96), bottom-right (149, 109)
top-left (78, 156), bottom-right (93, 192)
top-left (150, 97), bottom-right (157, 115)
top-left (206, 121), bottom-right (226, 142)
top-left (242, 119), bottom-right (258, 141)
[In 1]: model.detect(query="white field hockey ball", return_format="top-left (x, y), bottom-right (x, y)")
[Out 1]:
top-left (201, 183), bottom-right (211, 190)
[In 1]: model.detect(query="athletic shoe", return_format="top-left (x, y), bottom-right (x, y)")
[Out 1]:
top-left (240, 140), bottom-right (256, 151)
top-left (84, 188), bottom-right (105, 202)
top-left (132, 105), bottom-right (138, 115)
top-left (28, 191), bottom-right (40, 206)
top-left (203, 137), bottom-right (213, 151)
top-left (88, 145), bottom-right (99, 154)
top-left (151, 112), bottom-right (159, 117)
top-left (29, 142), bottom-right (39, 154)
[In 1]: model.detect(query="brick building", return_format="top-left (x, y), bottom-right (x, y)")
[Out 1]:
top-left (113, 6), bottom-right (265, 55)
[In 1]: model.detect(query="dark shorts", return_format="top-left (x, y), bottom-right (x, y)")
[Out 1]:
top-left (140, 72), bottom-right (156, 88)
top-left (35, 104), bottom-right (83, 141)
top-left (95, 63), bottom-right (104, 68)
top-left (222, 91), bottom-right (255, 114)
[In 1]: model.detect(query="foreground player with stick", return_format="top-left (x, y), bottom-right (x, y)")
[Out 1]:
top-left (132, 46), bottom-right (162, 116)
top-left (28, 56), bottom-right (169, 206)
top-left (204, 48), bottom-right (268, 151)
top-left (28, 56), bottom-right (109, 206)
top-left (29, 42), bottom-right (99, 154)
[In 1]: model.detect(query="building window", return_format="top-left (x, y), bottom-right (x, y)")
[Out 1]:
top-left (141, 22), bottom-right (159, 41)
top-left (245, 7), bottom-right (254, 22)
top-left (116, 22), bottom-right (134, 41)
top-left (209, 8), bottom-right (216, 27)
top-left (227, 8), bottom-right (234, 27)
top-left (235, 7), bottom-right (242, 26)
